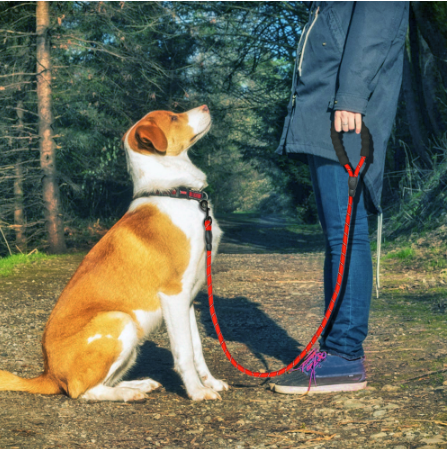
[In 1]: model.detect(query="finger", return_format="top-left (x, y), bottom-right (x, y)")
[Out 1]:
top-left (348, 113), bottom-right (356, 132)
top-left (355, 113), bottom-right (362, 134)
top-left (341, 111), bottom-right (349, 132)
top-left (334, 110), bottom-right (342, 132)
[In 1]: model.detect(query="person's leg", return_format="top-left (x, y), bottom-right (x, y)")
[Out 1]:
top-left (311, 155), bottom-right (372, 359)
top-left (272, 155), bottom-right (372, 394)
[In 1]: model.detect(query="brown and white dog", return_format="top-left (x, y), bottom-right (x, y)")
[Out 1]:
top-left (0, 105), bottom-right (228, 401)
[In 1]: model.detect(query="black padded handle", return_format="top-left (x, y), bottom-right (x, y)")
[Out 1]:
top-left (330, 122), bottom-right (371, 166)
top-left (330, 122), bottom-right (349, 166)
top-left (360, 123), bottom-right (370, 159)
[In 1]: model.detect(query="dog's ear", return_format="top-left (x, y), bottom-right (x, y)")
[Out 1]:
top-left (135, 124), bottom-right (168, 153)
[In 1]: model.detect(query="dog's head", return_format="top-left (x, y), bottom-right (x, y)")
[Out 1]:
top-left (123, 105), bottom-right (211, 157)
top-left (123, 105), bottom-right (211, 194)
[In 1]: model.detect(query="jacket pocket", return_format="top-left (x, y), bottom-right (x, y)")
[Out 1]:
top-left (327, 8), bottom-right (345, 54)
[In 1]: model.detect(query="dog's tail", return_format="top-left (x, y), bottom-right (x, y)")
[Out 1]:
top-left (0, 369), bottom-right (61, 395)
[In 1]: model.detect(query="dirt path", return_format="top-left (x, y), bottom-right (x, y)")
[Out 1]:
top-left (1, 219), bottom-right (447, 448)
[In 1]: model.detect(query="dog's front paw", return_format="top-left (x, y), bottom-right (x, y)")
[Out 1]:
top-left (202, 377), bottom-right (229, 392)
top-left (189, 386), bottom-right (222, 401)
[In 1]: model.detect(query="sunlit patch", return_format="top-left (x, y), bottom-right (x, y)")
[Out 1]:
top-left (87, 334), bottom-right (102, 344)
top-left (133, 309), bottom-right (163, 337)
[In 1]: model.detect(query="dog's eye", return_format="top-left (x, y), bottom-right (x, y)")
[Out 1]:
top-left (171, 115), bottom-right (178, 122)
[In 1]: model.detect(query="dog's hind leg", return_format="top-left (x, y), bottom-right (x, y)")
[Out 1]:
top-left (114, 378), bottom-right (161, 393)
top-left (189, 305), bottom-right (229, 392)
top-left (105, 308), bottom-right (163, 393)
top-left (160, 291), bottom-right (221, 401)
top-left (64, 311), bottom-right (147, 402)
top-left (81, 384), bottom-right (147, 402)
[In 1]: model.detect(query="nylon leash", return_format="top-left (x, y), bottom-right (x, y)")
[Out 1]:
top-left (200, 123), bottom-right (371, 378)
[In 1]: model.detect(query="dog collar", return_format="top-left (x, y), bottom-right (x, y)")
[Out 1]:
top-left (133, 187), bottom-right (208, 202)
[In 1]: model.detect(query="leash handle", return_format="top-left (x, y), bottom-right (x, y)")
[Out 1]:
top-left (330, 122), bottom-right (371, 166)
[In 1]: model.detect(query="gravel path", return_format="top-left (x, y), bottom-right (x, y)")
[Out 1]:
top-left (1, 219), bottom-right (447, 448)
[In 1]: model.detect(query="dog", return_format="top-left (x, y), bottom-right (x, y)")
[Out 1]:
top-left (0, 105), bottom-right (228, 401)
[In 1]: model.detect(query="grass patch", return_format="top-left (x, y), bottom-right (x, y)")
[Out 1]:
top-left (0, 251), bottom-right (58, 277)
top-left (384, 246), bottom-right (415, 260)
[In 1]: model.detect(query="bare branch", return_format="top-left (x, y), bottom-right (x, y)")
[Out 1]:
top-left (0, 72), bottom-right (36, 79)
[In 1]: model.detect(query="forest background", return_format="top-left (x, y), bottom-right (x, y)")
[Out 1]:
top-left (0, 1), bottom-right (446, 255)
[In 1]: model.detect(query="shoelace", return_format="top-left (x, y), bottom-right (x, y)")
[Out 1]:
top-left (291, 349), bottom-right (327, 391)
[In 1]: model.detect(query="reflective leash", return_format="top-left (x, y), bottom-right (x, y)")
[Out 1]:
top-left (200, 124), bottom-right (371, 378)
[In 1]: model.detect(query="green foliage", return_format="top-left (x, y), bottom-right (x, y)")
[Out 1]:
top-left (48, 1), bottom-right (309, 220)
top-left (384, 136), bottom-right (447, 237)
top-left (424, 2), bottom-right (447, 41)
top-left (172, 2), bottom-right (310, 217)
top-left (0, 1), bottom-right (317, 254)
top-left (3, 1), bottom-right (447, 253)
top-left (0, 251), bottom-right (57, 277)
top-left (384, 246), bottom-right (415, 260)
top-left (0, 2), bottom-right (43, 254)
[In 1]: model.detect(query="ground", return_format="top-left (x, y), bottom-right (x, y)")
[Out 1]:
top-left (1, 217), bottom-right (447, 448)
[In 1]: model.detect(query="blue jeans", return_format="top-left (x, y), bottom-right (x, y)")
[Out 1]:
top-left (308, 155), bottom-right (372, 360)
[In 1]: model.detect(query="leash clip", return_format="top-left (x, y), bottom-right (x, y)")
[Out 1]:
top-left (200, 199), bottom-right (213, 252)
top-left (200, 199), bottom-right (209, 214)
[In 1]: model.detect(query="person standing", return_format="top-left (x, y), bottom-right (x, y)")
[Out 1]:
top-left (271, 1), bottom-right (409, 394)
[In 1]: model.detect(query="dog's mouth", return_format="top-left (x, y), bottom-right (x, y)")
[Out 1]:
top-left (189, 120), bottom-right (212, 144)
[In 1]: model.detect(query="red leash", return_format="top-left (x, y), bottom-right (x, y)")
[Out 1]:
top-left (201, 125), bottom-right (370, 378)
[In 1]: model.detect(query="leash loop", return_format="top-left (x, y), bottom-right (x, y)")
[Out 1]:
top-left (202, 124), bottom-right (370, 378)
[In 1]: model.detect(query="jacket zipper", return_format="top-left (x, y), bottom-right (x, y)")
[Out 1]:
top-left (297, 6), bottom-right (320, 77)
top-left (281, 5), bottom-right (320, 154)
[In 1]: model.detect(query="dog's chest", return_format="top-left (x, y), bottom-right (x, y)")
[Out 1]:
top-left (129, 197), bottom-right (222, 256)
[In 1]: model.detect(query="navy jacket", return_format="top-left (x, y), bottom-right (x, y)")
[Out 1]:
top-left (276, 1), bottom-right (409, 212)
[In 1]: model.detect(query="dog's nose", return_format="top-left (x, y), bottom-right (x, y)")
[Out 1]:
top-left (202, 105), bottom-right (209, 113)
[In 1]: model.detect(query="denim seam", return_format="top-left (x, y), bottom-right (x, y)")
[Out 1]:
top-left (335, 165), bottom-right (353, 355)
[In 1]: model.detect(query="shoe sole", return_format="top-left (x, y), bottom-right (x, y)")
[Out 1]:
top-left (271, 381), bottom-right (367, 394)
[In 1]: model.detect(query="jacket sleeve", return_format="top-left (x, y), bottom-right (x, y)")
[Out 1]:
top-left (334, 1), bottom-right (408, 115)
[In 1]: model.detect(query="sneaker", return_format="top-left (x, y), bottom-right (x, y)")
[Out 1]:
top-left (270, 349), bottom-right (367, 394)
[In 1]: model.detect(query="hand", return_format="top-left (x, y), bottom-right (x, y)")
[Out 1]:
top-left (334, 110), bottom-right (362, 134)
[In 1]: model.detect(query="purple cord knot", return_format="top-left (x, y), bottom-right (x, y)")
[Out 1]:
top-left (292, 349), bottom-right (327, 391)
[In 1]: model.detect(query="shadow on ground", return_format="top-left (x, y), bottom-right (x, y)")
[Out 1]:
top-left (125, 292), bottom-right (302, 394)
top-left (217, 215), bottom-right (325, 254)
top-left (196, 292), bottom-right (303, 369)
top-left (124, 342), bottom-right (186, 397)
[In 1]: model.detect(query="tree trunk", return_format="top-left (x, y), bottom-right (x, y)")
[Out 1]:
top-left (14, 160), bottom-right (26, 251)
top-left (36, 1), bottom-right (66, 253)
top-left (14, 100), bottom-right (26, 251)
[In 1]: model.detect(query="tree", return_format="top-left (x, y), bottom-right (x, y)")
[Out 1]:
top-left (0, 1), bottom-right (41, 255)
top-left (36, 1), bottom-right (66, 253)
